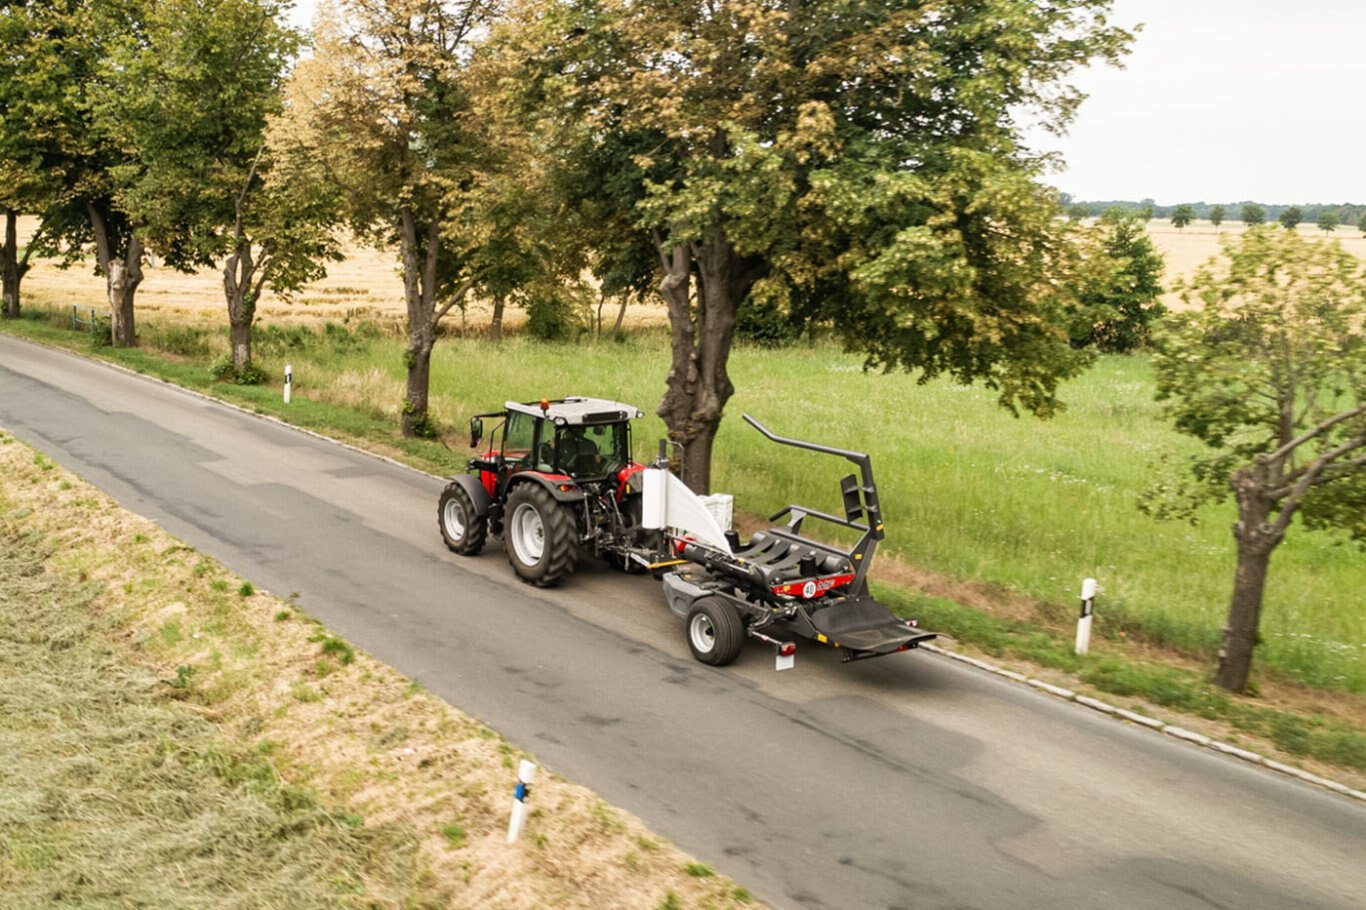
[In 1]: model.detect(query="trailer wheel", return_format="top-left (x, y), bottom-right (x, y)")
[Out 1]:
top-left (505, 484), bottom-right (577, 587)
top-left (438, 483), bottom-right (486, 555)
top-left (685, 597), bottom-right (745, 666)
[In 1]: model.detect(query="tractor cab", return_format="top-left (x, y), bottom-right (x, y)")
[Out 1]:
top-left (469, 397), bottom-right (642, 488)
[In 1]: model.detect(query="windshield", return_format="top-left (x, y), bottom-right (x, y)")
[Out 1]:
top-left (556, 422), bottom-right (629, 476)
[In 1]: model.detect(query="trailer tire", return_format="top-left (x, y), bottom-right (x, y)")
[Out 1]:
top-left (439, 483), bottom-right (486, 555)
top-left (685, 597), bottom-right (745, 666)
top-left (505, 483), bottom-right (577, 587)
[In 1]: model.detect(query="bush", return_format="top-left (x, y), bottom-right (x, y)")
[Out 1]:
top-left (1070, 213), bottom-right (1166, 352)
top-left (145, 323), bottom-right (214, 358)
top-left (210, 356), bottom-right (267, 385)
top-left (525, 289), bottom-right (579, 341)
top-left (254, 324), bottom-right (317, 356)
top-left (735, 299), bottom-right (802, 347)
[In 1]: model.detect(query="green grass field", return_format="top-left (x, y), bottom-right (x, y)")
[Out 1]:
top-left (8, 307), bottom-right (1365, 695)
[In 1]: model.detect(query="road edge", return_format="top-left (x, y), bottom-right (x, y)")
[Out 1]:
top-left (922, 642), bottom-right (1366, 804)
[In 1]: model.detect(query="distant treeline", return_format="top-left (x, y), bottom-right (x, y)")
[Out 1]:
top-left (1062, 197), bottom-right (1365, 225)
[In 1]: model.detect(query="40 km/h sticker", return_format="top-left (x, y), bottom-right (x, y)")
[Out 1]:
top-left (771, 573), bottom-right (855, 599)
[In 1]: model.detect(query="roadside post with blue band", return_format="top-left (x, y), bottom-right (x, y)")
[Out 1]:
top-left (506, 759), bottom-right (537, 843)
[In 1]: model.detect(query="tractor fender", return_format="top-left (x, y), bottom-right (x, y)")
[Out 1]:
top-left (507, 473), bottom-right (589, 505)
top-left (446, 474), bottom-right (492, 517)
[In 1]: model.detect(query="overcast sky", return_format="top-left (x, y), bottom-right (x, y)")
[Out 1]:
top-left (287, 0), bottom-right (1364, 206)
top-left (1022, 0), bottom-right (1366, 206)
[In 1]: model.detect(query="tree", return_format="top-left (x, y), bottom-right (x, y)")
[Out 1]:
top-left (1316, 211), bottom-right (1339, 234)
top-left (35, 0), bottom-right (151, 347)
top-left (1170, 204), bottom-right (1195, 231)
top-left (496, 0), bottom-right (1134, 491)
top-left (0, 1), bottom-right (101, 322)
top-left (1242, 203), bottom-right (1266, 226)
top-left (1137, 201), bottom-right (1155, 222)
top-left (1359, 212), bottom-right (1366, 236)
top-left (96, 0), bottom-right (329, 379)
top-left (1, 0), bottom-right (212, 347)
top-left (0, 163), bottom-right (44, 320)
top-left (1067, 203), bottom-right (1092, 222)
top-left (0, 4), bottom-right (56, 319)
top-left (1209, 204), bottom-right (1225, 232)
top-left (281, 1), bottom-right (503, 437)
top-left (1146, 227), bottom-right (1366, 693)
top-left (1278, 205), bottom-right (1303, 230)
top-left (1070, 212), bottom-right (1165, 352)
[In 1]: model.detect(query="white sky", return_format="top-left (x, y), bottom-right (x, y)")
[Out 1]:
top-left (286, 0), bottom-right (1365, 206)
top-left (1023, 0), bottom-right (1366, 206)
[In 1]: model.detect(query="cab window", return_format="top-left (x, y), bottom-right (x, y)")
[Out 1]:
top-left (503, 412), bottom-right (536, 463)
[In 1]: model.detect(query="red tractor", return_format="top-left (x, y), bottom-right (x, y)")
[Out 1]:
top-left (437, 397), bottom-right (662, 586)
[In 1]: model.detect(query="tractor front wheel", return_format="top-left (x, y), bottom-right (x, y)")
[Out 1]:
top-left (685, 597), bottom-right (745, 666)
top-left (504, 484), bottom-right (577, 587)
top-left (438, 483), bottom-right (486, 555)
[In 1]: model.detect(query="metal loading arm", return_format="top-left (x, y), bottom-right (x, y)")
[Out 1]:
top-left (742, 413), bottom-right (885, 595)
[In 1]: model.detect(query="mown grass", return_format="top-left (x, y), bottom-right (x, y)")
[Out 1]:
top-left (3, 305), bottom-right (1363, 697)
top-left (0, 427), bottom-right (763, 909)
top-left (0, 509), bottom-right (416, 906)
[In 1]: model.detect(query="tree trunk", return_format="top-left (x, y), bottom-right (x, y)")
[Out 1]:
top-left (655, 235), bottom-right (758, 493)
top-left (611, 295), bottom-right (628, 340)
top-left (88, 205), bottom-right (142, 347)
top-left (1214, 471), bottom-right (1283, 693)
top-left (223, 240), bottom-right (264, 374)
top-left (2, 209), bottom-right (28, 319)
top-left (491, 295), bottom-right (504, 342)
top-left (399, 206), bottom-right (440, 438)
top-left (107, 242), bottom-right (143, 348)
top-left (404, 337), bottom-right (435, 436)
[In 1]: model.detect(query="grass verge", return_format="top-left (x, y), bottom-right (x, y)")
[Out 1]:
top-left (875, 584), bottom-right (1366, 785)
top-left (0, 428), bottom-right (759, 909)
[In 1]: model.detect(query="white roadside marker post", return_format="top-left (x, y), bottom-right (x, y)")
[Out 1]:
top-left (1075, 577), bottom-right (1097, 656)
top-left (506, 759), bottom-right (537, 844)
top-left (283, 364), bottom-right (292, 404)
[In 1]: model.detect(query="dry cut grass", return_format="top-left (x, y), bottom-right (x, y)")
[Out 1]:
top-left (16, 215), bottom-right (1365, 334)
top-left (1138, 221), bottom-right (1366, 311)
top-left (0, 429), bottom-right (758, 910)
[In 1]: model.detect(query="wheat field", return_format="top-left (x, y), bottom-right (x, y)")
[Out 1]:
top-left (16, 216), bottom-right (1364, 330)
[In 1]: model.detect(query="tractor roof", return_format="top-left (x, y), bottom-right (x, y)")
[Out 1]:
top-left (506, 397), bottom-right (644, 425)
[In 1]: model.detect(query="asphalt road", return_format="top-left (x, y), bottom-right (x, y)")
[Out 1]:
top-left (2, 334), bottom-right (1363, 910)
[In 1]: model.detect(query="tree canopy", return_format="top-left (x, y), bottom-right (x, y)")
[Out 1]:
top-left (492, 0), bottom-right (1134, 489)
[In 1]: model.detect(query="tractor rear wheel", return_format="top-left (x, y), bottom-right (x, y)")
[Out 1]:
top-left (438, 483), bottom-right (486, 555)
top-left (504, 484), bottom-right (577, 587)
top-left (685, 597), bottom-right (745, 666)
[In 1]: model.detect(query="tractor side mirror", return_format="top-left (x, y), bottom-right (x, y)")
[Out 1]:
top-left (469, 417), bottom-right (483, 449)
